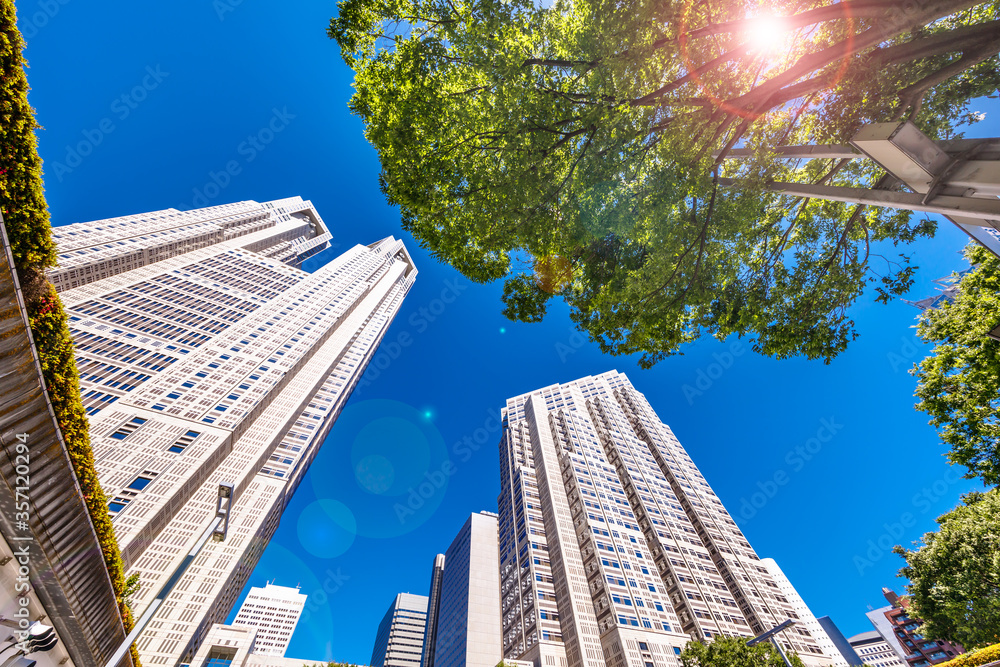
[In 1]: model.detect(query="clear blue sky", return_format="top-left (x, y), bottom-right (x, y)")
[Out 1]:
top-left (16, 1), bottom-right (997, 663)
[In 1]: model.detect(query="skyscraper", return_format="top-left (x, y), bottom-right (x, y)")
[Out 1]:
top-left (371, 593), bottom-right (429, 667)
top-left (232, 583), bottom-right (308, 657)
top-left (421, 554), bottom-right (447, 667)
top-left (760, 559), bottom-right (844, 666)
top-left (421, 512), bottom-right (502, 667)
top-left (51, 197), bottom-right (416, 665)
top-left (497, 372), bottom-right (831, 667)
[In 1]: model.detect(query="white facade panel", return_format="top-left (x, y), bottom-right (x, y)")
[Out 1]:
top-left (52, 198), bottom-right (416, 665)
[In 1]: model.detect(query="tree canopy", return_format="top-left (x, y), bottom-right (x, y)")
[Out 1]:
top-left (680, 635), bottom-right (805, 667)
top-left (912, 243), bottom-right (1000, 485)
top-left (330, 0), bottom-right (999, 366)
top-left (894, 489), bottom-right (1000, 650)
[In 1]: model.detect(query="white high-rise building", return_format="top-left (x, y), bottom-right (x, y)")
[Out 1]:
top-left (51, 197), bottom-right (416, 665)
top-left (761, 559), bottom-right (844, 667)
top-left (849, 631), bottom-right (907, 667)
top-left (232, 583), bottom-right (308, 657)
top-left (498, 372), bottom-right (832, 667)
top-left (371, 593), bottom-right (429, 667)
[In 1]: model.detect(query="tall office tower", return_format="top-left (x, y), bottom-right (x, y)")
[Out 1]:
top-left (371, 593), bottom-right (429, 667)
top-left (423, 512), bottom-right (502, 667)
top-left (421, 554), bottom-right (447, 667)
top-left (497, 372), bottom-right (831, 667)
top-left (51, 197), bottom-right (416, 665)
top-left (849, 632), bottom-right (907, 667)
top-left (761, 559), bottom-right (844, 667)
top-left (231, 583), bottom-right (308, 657)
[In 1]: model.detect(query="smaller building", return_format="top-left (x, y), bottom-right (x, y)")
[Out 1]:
top-left (867, 589), bottom-right (962, 667)
top-left (232, 583), bottom-right (308, 657)
top-left (849, 631), bottom-right (907, 667)
top-left (426, 512), bottom-right (501, 667)
top-left (371, 593), bottom-right (429, 667)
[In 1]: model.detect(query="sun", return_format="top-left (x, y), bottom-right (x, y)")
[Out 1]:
top-left (745, 15), bottom-right (789, 53)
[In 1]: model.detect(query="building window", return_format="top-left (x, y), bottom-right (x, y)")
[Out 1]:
top-left (169, 430), bottom-right (201, 454)
top-left (110, 417), bottom-right (147, 440)
top-left (204, 647), bottom-right (237, 667)
top-left (108, 498), bottom-right (130, 514)
top-left (127, 475), bottom-right (155, 491)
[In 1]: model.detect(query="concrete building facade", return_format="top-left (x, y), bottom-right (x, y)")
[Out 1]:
top-left (231, 583), bottom-right (307, 657)
top-left (849, 631), bottom-right (907, 667)
top-left (189, 624), bottom-right (356, 667)
top-left (761, 559), bottom-right (845, 667)
top-left (50, 197), bottom-right (416, 665)
top-left (497, 372), bottom-right (831, 667)
top-left (423, 512), bottom-right (502, 667)
top-left (370, 593), bottom-right (429, 667)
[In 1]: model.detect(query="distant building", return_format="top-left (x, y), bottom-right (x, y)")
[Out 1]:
top-left (849, 631), bottom-right (907, 667)
top-left (371, 593), bottom-right (429, 667)
top-left (818, 617), bottom-right (863, 667)
top-left (903, 269), bottom-right (973, 311)
top-left (761, 559), bottom-right (846, 667)
top-left (232, 583), bottom-right (307, 657)
top-left (423, 512), bottom-right (502, 667)
top-left (867, 588), bottom-right (963, 667)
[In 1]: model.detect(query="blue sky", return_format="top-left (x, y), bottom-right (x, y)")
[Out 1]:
top-left (16, 0), bottom-right (998, 663)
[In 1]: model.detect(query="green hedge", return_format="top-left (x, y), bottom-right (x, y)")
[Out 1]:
top-left (0, 2), bottom-right (138, 663)
top-left (937, 644), bottom-right (1000, 667)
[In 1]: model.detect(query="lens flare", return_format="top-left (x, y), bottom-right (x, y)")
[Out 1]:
top-left (745, 15), bottom-right (788, 53)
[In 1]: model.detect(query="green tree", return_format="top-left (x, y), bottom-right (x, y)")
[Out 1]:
top-left (1, 1), bottom-right (138, 662)
top-left (681, 635), bottom-right (805, 667)
top-left (912, 243), bottom-right (1000, 485)
top-left (893, 489), bottom-right (1000, 650)
top-left (330, 0), bottom-right (999, 366)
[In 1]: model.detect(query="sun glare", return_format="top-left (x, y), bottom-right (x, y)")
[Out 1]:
top-left (745, 15), bottom-right (789, 53)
